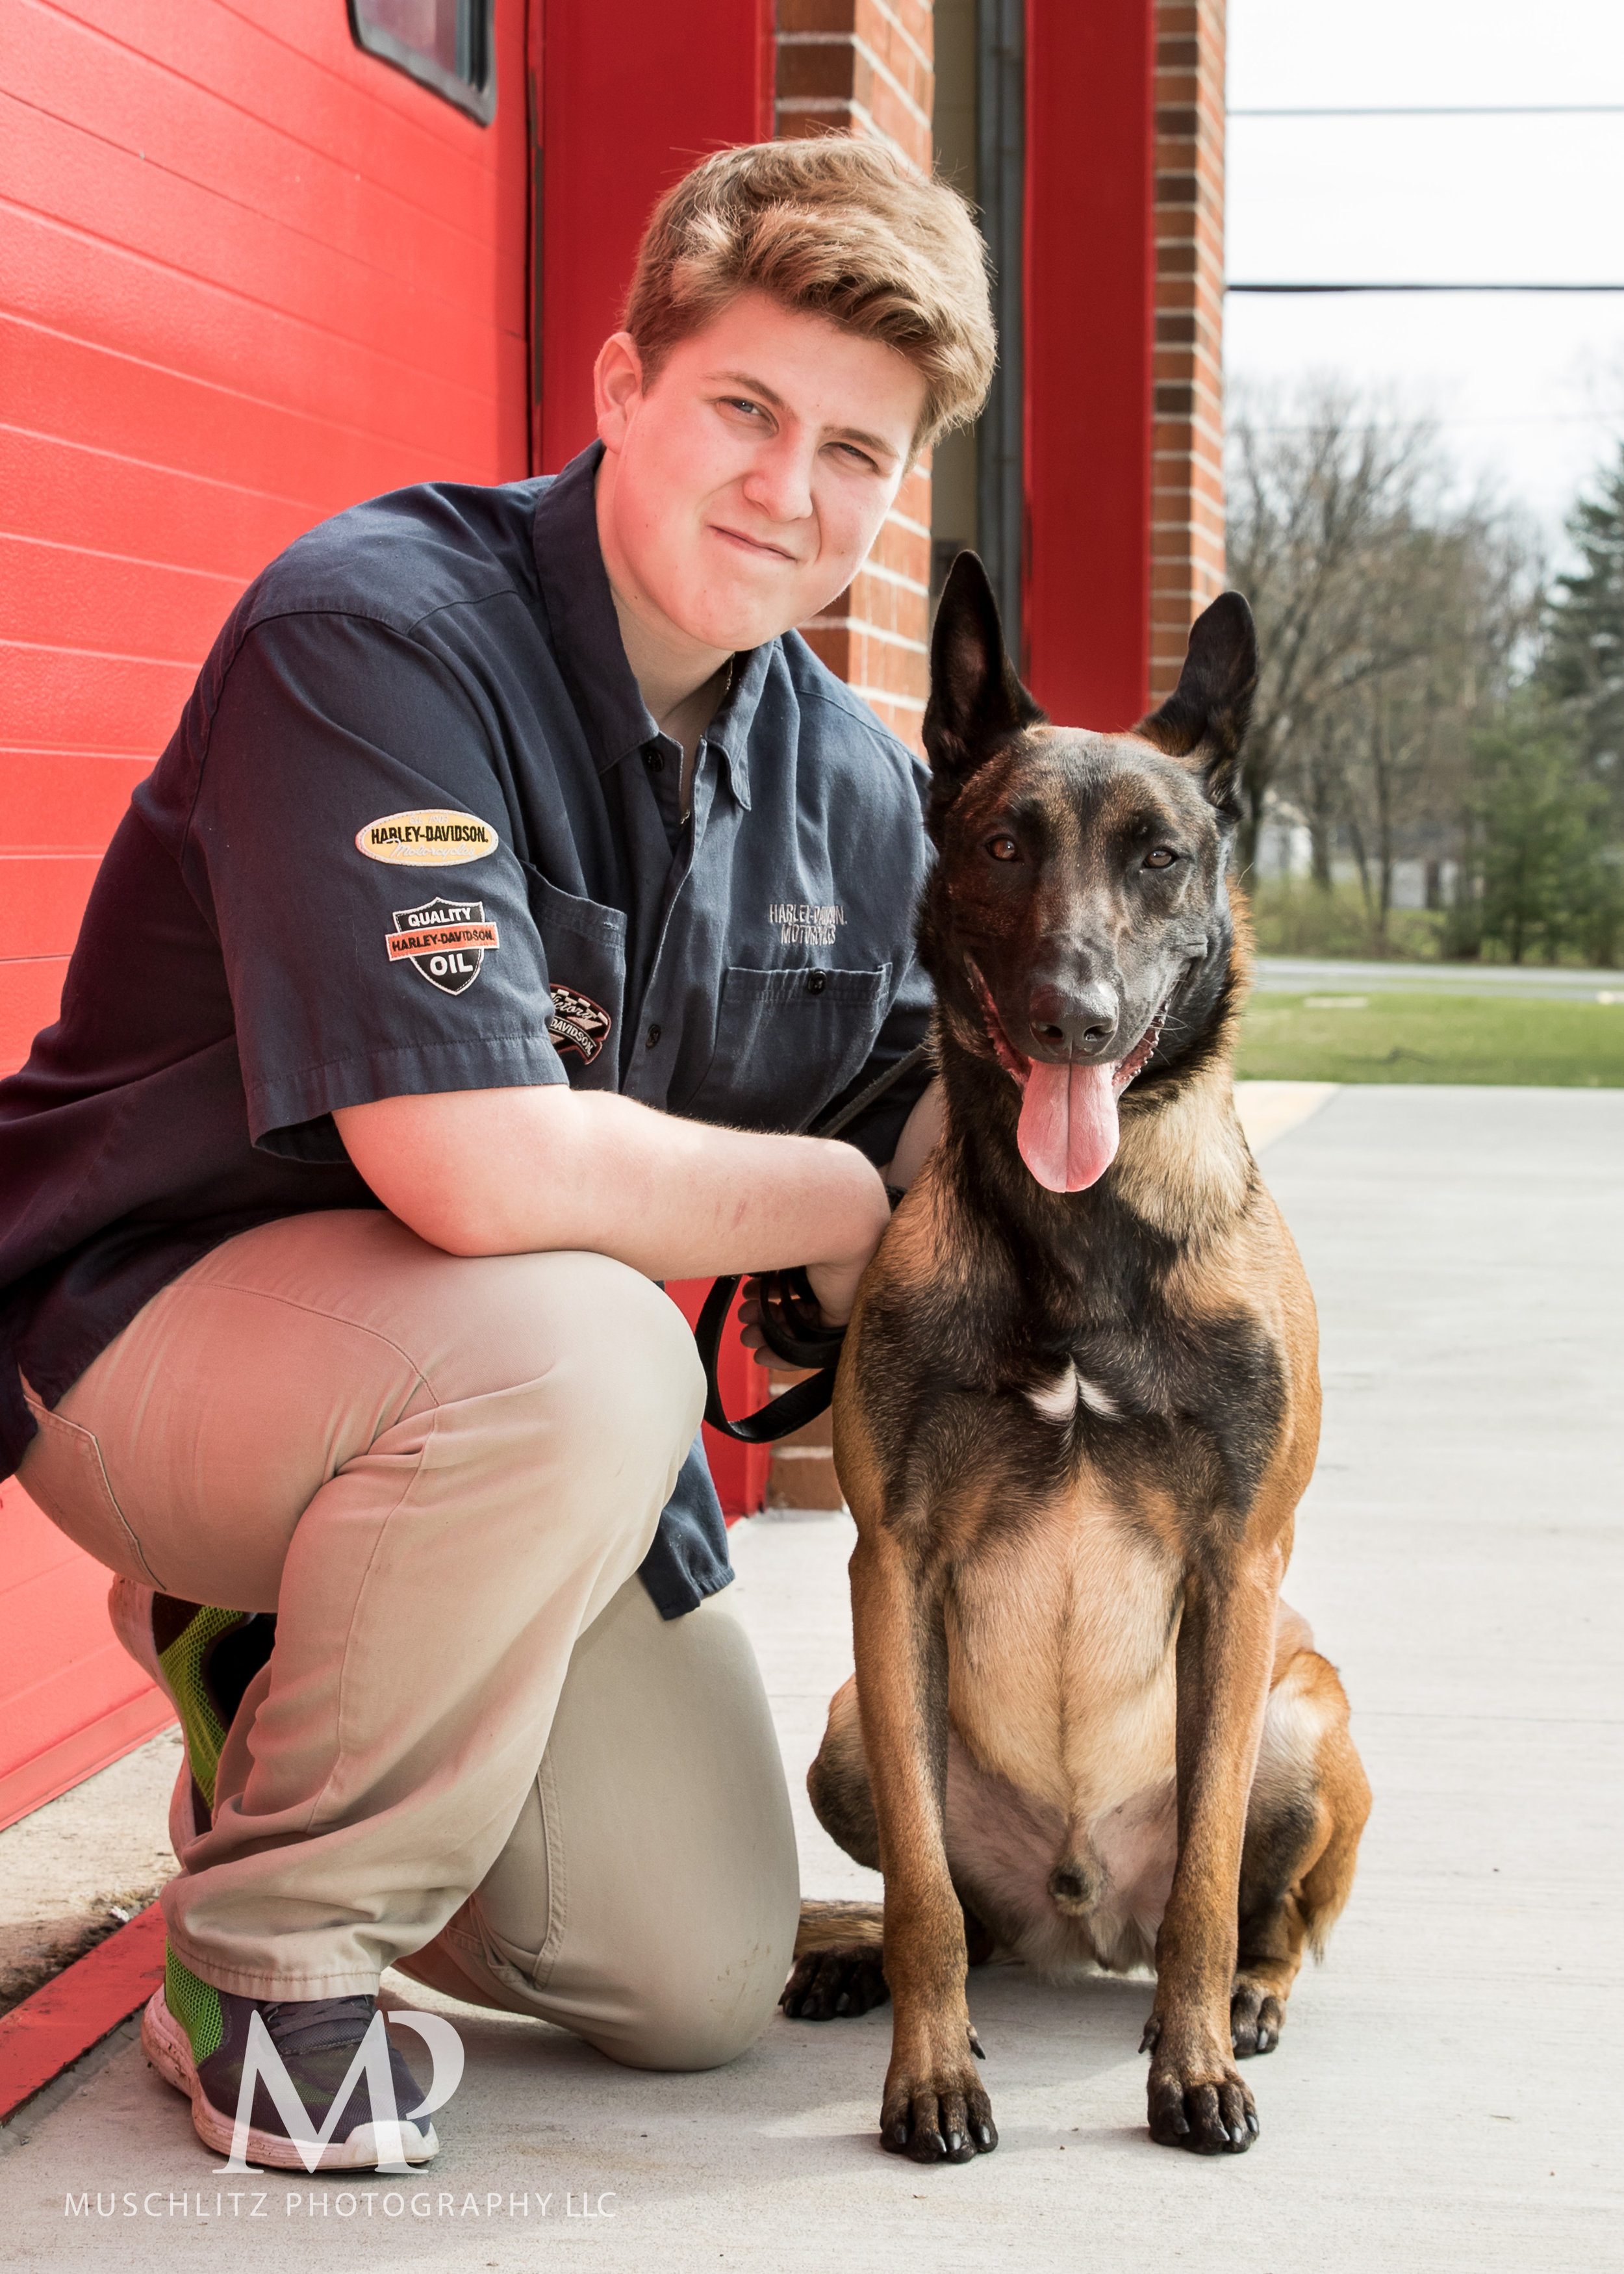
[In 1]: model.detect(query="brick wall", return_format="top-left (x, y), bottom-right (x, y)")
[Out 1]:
top-left (766, 0), bottom-right (937, 1506)
top-left (776, 0), bottom-right (935, 750)
top-left (1150, 0), bottom-right (1226, 702)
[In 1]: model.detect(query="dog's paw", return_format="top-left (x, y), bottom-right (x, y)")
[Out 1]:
top-left (1229, 1978), bottom-right (1286, 2058)
top-left (880, 2028), bottom-right (997, 2165)
top-left (780, 1945), bottom-right (889, 2021)
top-left (1143, 2019), bottom-right (1258, 2154)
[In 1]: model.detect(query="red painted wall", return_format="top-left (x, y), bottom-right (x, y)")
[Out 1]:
top-left (1023, 0), bottom-right (1156, 732)
top-left (1, 0), bottom-right (531, 1076)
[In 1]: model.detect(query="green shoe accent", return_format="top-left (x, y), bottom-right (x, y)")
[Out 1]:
top-left (164, 1945), bottom-right (225, 2064)
top-left (157, 1604), bottom-right (241, 1810)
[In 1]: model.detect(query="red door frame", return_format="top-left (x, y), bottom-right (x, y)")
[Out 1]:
top-left (1023, 0), bottom-right (1156, 732)
top-left (529, 0), bottom-right (775, 474)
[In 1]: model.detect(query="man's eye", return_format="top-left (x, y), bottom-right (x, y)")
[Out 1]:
top-left (1143, 847), bottom-right (1178, 870)
top-left (722, 398), bottom-right (767, 420)
top-left (987, 834), bottom-right (1020, 862)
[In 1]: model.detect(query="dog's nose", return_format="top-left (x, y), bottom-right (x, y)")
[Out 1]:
top-left (1027, 981), bottom-right (1119, 1058)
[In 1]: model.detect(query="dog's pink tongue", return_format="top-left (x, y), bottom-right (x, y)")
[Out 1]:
top-left (1017, 1060), bottom-right (1121, 1192)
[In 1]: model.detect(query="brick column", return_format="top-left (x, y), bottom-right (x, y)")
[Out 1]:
top-left (766, 1), bottom-right (936, 1508)
top-left (1150, 0), bottom-right (1226, 701)
top-left (777, 0), bottom-right (936, 750)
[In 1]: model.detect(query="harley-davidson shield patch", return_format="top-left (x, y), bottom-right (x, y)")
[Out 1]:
top-left (385, 897), bottom-right (498, 995)
top-left (546, 983), bottom-right (612, 1064)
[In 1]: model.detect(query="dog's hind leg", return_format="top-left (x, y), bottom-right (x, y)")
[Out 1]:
top-left (1231, 1644), bottom-right (1371, 2057)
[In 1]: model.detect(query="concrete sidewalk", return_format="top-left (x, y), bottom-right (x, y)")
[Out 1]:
top-left (1, 1086), bottom-right (1619, 2271)
top-left (1254, 953), bottom-right (1624, 1000)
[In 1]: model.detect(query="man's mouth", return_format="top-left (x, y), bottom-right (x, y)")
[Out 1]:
top-left (964, 959), bottom-right (1170, 1194)
top-left (710, 524), bottom-right (800, 563)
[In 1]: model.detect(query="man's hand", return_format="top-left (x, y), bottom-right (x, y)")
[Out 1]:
top-left (334, 1084), bottom-right (892, 1296)
top-left (739, 1078), bottom-right (943, 1366)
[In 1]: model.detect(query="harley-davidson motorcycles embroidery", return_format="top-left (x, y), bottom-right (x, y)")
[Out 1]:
top-left (385, 898), bottom-right (498, 995)
top-left (546, 983), bottom-right (612, 1064)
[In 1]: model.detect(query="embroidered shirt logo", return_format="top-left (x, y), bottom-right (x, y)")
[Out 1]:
top-left (357, 810), bottom-right (498, 865)
top-left (546, 983), bottom-right (612, 1065)
top-left (386, 899), bottom-right (498, 995)
top-left (770, 901), bottom-right (845, 948)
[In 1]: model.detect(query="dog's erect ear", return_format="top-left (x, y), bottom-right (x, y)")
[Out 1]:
top-left (1134, 591), bottom-right (1257, 821)
top-left (924, 551), bottom-right (1045, 800)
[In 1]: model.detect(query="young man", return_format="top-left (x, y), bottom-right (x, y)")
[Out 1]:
top-left (0, 140), bottom-right (993, 2166)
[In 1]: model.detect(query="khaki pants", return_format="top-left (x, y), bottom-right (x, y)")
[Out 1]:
top-left (18, 1210), bottom-right (799, 2070)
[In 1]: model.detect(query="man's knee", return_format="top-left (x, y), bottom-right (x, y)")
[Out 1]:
top-left (600, 1931), bottom-right (793, 2073)
top-left (516, 1251), bottom-right (705, 1455)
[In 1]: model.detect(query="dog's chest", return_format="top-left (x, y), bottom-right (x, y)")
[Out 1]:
top-left (945, 1476), bottom-right (1180, 1821)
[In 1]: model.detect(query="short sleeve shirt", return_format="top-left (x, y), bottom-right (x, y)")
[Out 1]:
top-left (0, 443), bottom-right (935, 1616)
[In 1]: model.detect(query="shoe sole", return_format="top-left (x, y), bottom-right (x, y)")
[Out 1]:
top-left (142, 1987), bottom-right (438, 2171)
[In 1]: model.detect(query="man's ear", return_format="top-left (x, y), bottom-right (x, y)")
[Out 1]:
top-left (924, 552), bottom-right (1045, 804)
top-left (1134, 591), bottom-right (1257, 821)
top-left (594, 330), bottom-right (645, 451)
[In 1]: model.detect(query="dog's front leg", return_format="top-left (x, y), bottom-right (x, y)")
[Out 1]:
top-left (850, 1528), bottom-right (996, 2165)
top-left (1143, 1552), bottom-right (1279, 2154)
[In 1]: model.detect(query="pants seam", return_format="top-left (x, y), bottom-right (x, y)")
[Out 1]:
top-left (162, 1275), bottom-right (438, 1411)
top-left (22, 1390), bottom-right (164, 1589)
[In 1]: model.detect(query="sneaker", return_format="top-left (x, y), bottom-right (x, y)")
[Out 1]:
top-left (143, 1947), bottom-right (438, 2169)
top-left (108, 1581), bottom-right (275, 1835)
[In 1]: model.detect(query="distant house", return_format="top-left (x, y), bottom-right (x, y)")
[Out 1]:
top-left (0, 0), bottom-right (1228, 1820)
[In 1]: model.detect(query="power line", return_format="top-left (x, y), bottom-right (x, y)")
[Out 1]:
top-left (1228, 104), bottom-right (1624, 118)
top-left (1227, 282), bottom-right (1624, 294)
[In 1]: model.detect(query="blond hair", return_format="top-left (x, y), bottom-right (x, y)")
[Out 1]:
top-left (622, 138), bottom-right (995, 452)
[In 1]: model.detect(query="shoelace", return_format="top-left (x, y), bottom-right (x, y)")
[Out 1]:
top-left (260, 1994), bottom-right (377, 2058)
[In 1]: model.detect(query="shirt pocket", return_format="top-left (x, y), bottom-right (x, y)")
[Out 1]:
top-left (520, 865), bottom-right (628, 1093)
top-left (677, 962), bottom-right (891, 1132)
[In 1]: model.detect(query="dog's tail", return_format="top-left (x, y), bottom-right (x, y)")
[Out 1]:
top-left (793, 1898), bottom-right (883, 1958)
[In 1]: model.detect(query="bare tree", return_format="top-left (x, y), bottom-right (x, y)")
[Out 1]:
top-left (1225, 382), bottom-right (1539, 928)
top-left (1224, 381), bottom-right (1441, 876)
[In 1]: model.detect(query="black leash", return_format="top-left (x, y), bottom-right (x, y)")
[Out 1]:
top-left (694, 1041), bottom-right (933, 1445)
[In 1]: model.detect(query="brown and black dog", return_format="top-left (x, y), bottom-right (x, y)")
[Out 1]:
top-left (780, 554), bottom-right (1370, 2163)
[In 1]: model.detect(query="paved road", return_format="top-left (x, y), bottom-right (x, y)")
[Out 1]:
top-left (1254, 954), bottom-right (1624, 1000)
top-left (2, 1087), bottom-right (1618, 2272)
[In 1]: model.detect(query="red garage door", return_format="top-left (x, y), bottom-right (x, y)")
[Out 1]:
top-left (0, 0), bottom-right (530, 1824)
top-left (0, 0), bottom-right (776, 1823)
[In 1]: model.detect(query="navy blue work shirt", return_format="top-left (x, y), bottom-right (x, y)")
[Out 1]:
top-left (0, 442), bottom-right (935, 1616)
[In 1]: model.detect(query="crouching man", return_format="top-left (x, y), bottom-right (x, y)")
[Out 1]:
top-left (0, 138), bottom-right (991, 2166)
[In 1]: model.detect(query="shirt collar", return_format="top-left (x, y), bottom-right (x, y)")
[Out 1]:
top-left (531, 441), bottom-right (767, 811)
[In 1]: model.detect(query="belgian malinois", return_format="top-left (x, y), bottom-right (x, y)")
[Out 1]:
top-left (780, 555), bottom-right (1370, 2162)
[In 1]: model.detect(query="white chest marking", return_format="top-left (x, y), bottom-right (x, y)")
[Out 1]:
top-left (1027, 1368), bottom-right (1080, 1423)
top-left (1025, 1364), bottom-right (1119, 1423)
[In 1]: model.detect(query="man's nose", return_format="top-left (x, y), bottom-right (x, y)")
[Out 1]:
top-left (1026, 980), bottom-right (1120, 1058)
top-left (740, 437), bottom-right (815, 526)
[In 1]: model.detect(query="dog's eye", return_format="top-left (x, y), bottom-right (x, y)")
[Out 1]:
top-left (1143, 848), bottom-right (1178, 871)
top-left (987, 834), bottom-right (1020, 862)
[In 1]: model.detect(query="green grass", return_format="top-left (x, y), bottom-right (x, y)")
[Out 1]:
top-left (1234, 991), bottom-right (1624, 1086)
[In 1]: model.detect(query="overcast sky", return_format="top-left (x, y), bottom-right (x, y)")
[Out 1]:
top-left (1224, 0), bottom-right (1624, 550)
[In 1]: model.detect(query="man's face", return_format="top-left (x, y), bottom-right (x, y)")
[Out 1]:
top-left (594, 290), bottom-right (927, 657)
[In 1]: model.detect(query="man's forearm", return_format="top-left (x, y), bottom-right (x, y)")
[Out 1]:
top-left (335, 1085), bottom-right (891, 1308)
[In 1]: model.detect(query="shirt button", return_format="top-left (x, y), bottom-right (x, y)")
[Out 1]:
top-left (644, 1022), bottom-right (662, 1048)
top-left (645, 748), bottom-right (665, 773)
top-left (806, 969), bottom-right (827, 995)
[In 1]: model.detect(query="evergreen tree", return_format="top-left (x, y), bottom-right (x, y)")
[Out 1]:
top-left (1468, 702), bottom-right (1621, 967)
top-left (1540, 443), bottom-right (1624, 828)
